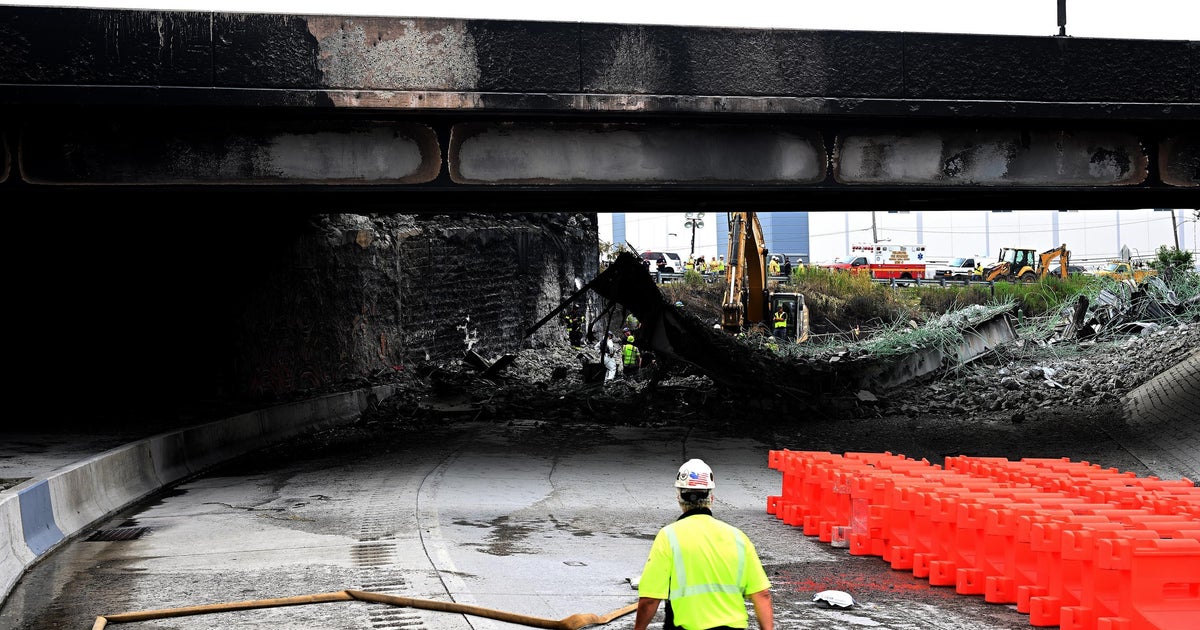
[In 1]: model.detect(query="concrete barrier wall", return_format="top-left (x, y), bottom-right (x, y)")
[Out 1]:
top-left (0, 383), bottom-right (394, 606)
top-left (0, 496), bottom-right (35, 601)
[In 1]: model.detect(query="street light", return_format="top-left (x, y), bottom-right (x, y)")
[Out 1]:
top-left (684, 212), bottom-right (705, 259)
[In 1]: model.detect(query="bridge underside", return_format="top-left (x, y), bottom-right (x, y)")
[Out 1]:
top-left (1, 8), bottom-right (1197, 210)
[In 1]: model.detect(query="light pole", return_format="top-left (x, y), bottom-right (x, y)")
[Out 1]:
top-left (1194, 210), bottom-right (1199, 258)
top-left (685, 212), bottom-right (705, 259)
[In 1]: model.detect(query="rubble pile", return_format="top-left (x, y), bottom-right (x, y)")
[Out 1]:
top-left (886, 322), bottom-right (1197, 420)
top-left (355, 260), bottom-right (1198, 437)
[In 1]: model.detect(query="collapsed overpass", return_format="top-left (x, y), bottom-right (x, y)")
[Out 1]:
top-left (1, 6), bottom-right (1197, 211)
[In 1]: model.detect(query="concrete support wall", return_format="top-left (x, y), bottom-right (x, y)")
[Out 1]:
top-left (16, 211), bottom-right (596, 424)
top-left (194, 212), bottom-right (599, 401)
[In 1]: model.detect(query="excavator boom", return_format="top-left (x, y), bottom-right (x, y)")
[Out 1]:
top-left (1039, 244), bottom-right (1070, 279)
top-left (721, 211), bottom-right (809, 342)
top-left (723, 212), bottom-right (769, 333)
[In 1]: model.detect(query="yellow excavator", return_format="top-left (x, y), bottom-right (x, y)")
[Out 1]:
top-left (983, 244), bottom-right (1071, 283)
top-left (722, 211), bottom-right (810, 342)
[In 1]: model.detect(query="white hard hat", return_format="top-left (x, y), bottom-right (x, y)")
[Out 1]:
top-left (675, 458), bottom-right (715, 489)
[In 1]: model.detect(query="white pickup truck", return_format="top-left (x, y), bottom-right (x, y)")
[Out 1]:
top-left (927, 256), bottom-right (981, 280)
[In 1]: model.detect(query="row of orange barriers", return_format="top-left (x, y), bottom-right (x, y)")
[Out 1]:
top-left (766, 450), bottom-right (1200, 630)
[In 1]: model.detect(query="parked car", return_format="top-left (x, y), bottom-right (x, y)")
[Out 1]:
top-left (1048, 264), bottom-right (1089, 276)
top-left (641, 251), bottom-right (685, 273)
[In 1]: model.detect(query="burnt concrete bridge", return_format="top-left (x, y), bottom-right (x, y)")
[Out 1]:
top-left (0, 6), bottom-right (1197, 432)
top-left (1, 6), bottom-right (1197, 211)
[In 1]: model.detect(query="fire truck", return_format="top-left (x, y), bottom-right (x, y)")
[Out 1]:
top-left (820, 243), bottom-right (929, 280)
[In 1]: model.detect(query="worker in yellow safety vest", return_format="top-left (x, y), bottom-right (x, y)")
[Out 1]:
top-left (772, 305), bottom-right (787, 340)
top-left (622, 335), bottom-right (641, 380)
top-left (632, 459), bottom-right (774, 630)
top-left (768, 256), bottom-right (781, 276)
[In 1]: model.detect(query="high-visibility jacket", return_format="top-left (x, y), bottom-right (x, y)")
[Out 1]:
top-left (718, 260), bottom-right (726, 272)
top-left (768, 259), bottom-right (780, 275)
top-left (623, 340), bottom-right (640, 366)
top-left (637, 511), bottom-right (771, 630)
top-left (773, 310), bottom-right (787, 329)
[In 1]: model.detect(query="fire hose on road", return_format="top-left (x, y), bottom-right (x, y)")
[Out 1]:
top-left (91, 590), bottom-right (638, 630)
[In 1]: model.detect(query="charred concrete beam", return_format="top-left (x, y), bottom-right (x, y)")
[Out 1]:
top-left (1, 7), bottom-right (1197, 204)
top-left (1161, 135), bottom-right (1200, 187)
top-left (11, 118), bottom-right (1197, 193)
top-left (448, 122), bottom-right (826, 185)
top-left (587, 252), bottom-right (836, 408)
top-left (835, 129), bottom-right (1150, 187)
top-left (18, 119), bottom-right (440, 185)
top-left (1, 7), bottom-right (1196, 120)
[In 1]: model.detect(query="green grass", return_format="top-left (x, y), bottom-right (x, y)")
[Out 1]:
top-left (693, 266), bottom-right (1197, 352)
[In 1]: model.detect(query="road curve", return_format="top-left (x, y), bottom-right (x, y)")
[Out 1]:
top-left (1, 418), bottom-right (1048, 630)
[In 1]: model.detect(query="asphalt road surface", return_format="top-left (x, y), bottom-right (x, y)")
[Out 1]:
top-left (1, 419), bottom-right (1050, 630)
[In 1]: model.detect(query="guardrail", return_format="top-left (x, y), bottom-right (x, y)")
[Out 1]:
top-left (650, 271), bottom-right (994, 290)
top-left (871, 276), bottom-right (993, 287)
top-left (649, 271), bottom-right (791, 284)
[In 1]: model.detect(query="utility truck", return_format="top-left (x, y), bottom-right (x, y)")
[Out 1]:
top-left (1092, 260), bottom-right (1157, 283)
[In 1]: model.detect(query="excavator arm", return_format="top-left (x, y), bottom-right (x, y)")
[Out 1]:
top-left (722, 212), bottom-right (770, 333)
top-left (1039, 244), bottom-right (1070, 279)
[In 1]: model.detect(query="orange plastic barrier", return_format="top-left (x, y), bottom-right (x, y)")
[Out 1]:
top-left (765, 450), bottom-right (1200, 630)
top-left (1094, 537), bottom-right (1200, 630)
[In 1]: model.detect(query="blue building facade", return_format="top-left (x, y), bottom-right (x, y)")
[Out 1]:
top-left (711, 212), bottom-right (812, 265)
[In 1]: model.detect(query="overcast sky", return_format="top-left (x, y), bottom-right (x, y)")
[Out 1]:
top-left (3, 0), bottom-right (1197, 40)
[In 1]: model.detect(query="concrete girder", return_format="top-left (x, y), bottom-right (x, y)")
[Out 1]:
top-left (9, 120), bottom-right (1198, 192)
top-left (1160, 135), bottom-right (1200, 187)
top-left (16, 121), bottom-right (440, 185)
top-left (2, 7), bottom-right (1197, 204)
top-left (448, 122), bottom-right (826, 185)
top-left (834, 129), bottom-right (1149, 187)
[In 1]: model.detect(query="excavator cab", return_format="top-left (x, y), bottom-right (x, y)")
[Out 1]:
top-left (722, 211), bottom-right (810, 343)
top-left (985, 247), bottom-right (1039, 282)
top-left (770, 292), bottom-right (810, 343)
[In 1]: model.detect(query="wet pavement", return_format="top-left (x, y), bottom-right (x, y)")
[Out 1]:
top-left (2, 420), bottom-right (1042, 630)
top-left (1, 351), bottom-right (1196, 629)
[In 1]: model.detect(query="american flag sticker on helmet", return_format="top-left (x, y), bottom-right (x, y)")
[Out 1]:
top-left (685, 471), bottom-right (709, 486)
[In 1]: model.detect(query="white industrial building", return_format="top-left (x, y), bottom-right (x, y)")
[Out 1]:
top-left (601, 209), bottom-right (1197, 268)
